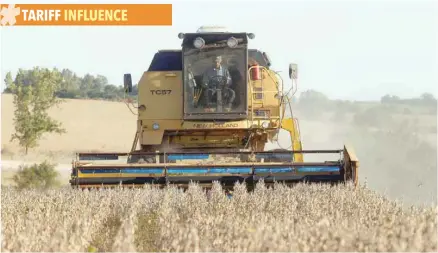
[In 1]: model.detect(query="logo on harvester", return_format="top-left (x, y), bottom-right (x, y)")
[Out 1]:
top-left (150, 89), bottom-right (172, 95)
top-left (193, 122), bottom-right (239, 128)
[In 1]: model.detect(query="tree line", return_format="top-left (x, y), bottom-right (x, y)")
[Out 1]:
top-left (3, 67), bottom-right (138, 101)
top-left (296, 89), bottom-right (437, 108)
top-left (4, 67), bottom-right (436, 106)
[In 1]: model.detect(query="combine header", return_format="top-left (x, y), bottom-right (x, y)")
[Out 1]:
top-left (70, 26), bottom-right (359, 190)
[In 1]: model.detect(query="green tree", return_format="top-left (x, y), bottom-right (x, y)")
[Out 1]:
top-left (13, 161), bottom-right (61, 189)
top-left (8, 67), bottom-right (66, 154)
top-left (56, 68), bottom-right (82, 98)
top-left (3, 67), bottom-right (136, 101)
top-left (3, 72), bottom-right (14, 92)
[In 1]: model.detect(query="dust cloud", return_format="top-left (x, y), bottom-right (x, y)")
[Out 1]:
top-left (266, 105), bottom-right (437, 208)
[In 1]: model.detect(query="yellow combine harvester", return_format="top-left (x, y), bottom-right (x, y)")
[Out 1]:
top-left (70, 26), bottom-right (359, 190)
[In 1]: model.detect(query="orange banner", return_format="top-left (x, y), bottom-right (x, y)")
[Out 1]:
top-left (0, 4), bottom-right (172, 26)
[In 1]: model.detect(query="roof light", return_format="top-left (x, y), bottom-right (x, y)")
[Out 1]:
top-left (227, 37), bottom-right (238, 48)
top-left (193, 37), bottom-right (205, 49)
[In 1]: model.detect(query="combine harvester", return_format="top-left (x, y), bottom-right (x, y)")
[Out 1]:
top-left (70, 26), bottom-right (359, 191)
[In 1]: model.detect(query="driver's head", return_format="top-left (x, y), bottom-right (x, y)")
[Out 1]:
top-left (213, 56), bottom-right (222, 68)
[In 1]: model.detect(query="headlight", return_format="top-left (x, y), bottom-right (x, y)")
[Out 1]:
top-left (193, 37), bottom-right (205, 49)
top-left (227, 37), bottom-right (238, 48)
top-left (152, 123), bottom-right (160, 130)
top-left (261, 121), bottom-right (269, 128)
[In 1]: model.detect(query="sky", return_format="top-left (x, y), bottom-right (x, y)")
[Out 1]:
top-left (1, 0), bottom-right (437, 101)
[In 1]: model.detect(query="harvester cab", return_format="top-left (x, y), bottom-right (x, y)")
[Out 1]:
top-left (70, 26), bottom-right (359, 190)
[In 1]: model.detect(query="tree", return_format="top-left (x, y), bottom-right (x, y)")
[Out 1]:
top-left (297, 89), bottom-right (331, 119)
top-left (420, 92), bottom-right (435, 101)
top-left (13, 161), bottom-right (61, 189)
top-left (381, 94), bottom-right (400, 104)
top-left (8, 67), bottom-right (66, 155)
top-left (299, 89), bottom-right (329, 104)
top-left (352, 105), bottom-right (395, 129)
top-left (56, 68), bottom-right (82, 98)
top-left (3, 72), bottom-right (13, 92)
top-left (420, 92), bottom-right (437, 106)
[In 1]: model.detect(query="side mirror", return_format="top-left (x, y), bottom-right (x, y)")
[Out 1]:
top-left (289, 63), bottom-right (298, 80)
top-left (124, 73), bottom-right (132, 93)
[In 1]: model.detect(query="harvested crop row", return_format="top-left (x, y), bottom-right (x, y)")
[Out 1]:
top-left (1, 182), bottom-right (437, 252)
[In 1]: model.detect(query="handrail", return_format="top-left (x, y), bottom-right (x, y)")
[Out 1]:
top-left (247, 67), bottom-right (255, 123)
top-left (247, 65), bottom-right (282, 126)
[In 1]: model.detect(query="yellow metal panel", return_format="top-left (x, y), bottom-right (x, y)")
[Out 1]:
top-left (140, 119), bottom-right (281, 131)
top-left (172, 135), bottom-right (241, 147)
top-left (281, 118), bottom-right (304, 162)
top-left (184, 120), bottom-right (249, 129)
top-left (141, 119), bottom-right (250, 130)
top-left (141, 120), bottom-right (182, 131)
top-left (142, 130), bottom-right (165, 145)
top-left (137, 71), bottom-right (183, 120)
top-left (141, 119), bottom-right (283, 130)
top-left (248, 68), bottom-right (281, 107)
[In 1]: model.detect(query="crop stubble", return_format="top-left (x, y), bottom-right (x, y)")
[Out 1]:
top-left (1, 182), bottom-right (437, 252)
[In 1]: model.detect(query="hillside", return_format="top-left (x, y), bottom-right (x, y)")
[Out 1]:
top-left (1, 93), bottom-right (137, 162)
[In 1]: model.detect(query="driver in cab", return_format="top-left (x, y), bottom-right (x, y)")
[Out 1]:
top-left (202, 55), bottom-right (232, 88)
top-left (201, 55), bottom-right (233, 109)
